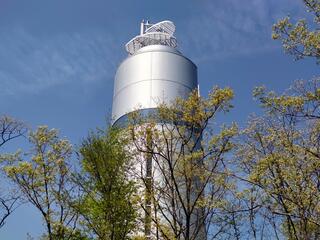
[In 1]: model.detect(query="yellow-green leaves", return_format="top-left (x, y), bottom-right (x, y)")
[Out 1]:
top-left (253, 79), bottom-right (320, 118)
top-left (2, 126), bottom-right (78, 240)
top-left (272, 1), bottom-right (320, 63)
top-left (3, 126), bottom-right (72, 180)
top-left (155, 87), bottom-right (234, 128)
top-left (239, 79), bottom-right (320, 239)
top-left (128, 86), bottom-right (236, 239)
top-left (207, 87), bottom-right (234, 111)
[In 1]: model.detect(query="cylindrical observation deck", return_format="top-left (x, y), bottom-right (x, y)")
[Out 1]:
top-left (112, 21), bottom-right (197, 125)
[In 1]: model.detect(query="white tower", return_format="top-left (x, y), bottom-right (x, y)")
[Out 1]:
top-left (112, 20), bottom-right (205, 239)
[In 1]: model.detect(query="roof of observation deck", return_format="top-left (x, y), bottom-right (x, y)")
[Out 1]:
top-left (125, 20), bottom-right (177, 55)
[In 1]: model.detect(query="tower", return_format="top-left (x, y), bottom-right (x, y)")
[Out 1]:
top-left (112, 20), bottom-right (205, 239)
top-left (112, 20), bottom-right (197, 126)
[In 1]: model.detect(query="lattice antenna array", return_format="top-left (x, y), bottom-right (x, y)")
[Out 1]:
top-left (125, 20), bottom-right (177, 55)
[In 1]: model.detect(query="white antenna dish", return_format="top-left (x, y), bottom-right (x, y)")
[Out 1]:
top-left (125, 20), bottom-right (177, 55)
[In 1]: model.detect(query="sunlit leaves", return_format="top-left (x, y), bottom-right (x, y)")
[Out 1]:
top-left (239, 79), bottom-right (320, 239)
top-left (272, 0), bottom-right (320, 63)
top-left (128, 86), bottom-right (236, 239)
top-left (2, 126), bottom-right (78, 240)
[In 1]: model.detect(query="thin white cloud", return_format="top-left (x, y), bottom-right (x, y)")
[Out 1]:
top-left (0, 27), bottom-right (122, 96)
top-left (179, 0), bottom-right (306, 63)
top-left (0, 1), bottom-right (309, 96)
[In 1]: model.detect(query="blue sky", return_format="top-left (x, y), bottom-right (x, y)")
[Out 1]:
top-left (0, 0), bottom-right (319, 238)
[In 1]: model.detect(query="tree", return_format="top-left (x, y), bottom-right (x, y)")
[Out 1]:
top-left (73, 127), bottom-right (138, 240)
top-left (231, 3), bottom-right (320, 239)
top-left (2, 126), bottom-right (80, 240)
top-left (0, 115), bottom-right (27, 229)
top-left (237, 79), bottom-right (320, 239)
top-left (0, 115), bottom-right (27, 148)
top-left (128, 88), bottom-right (238, 240)
top-left (272, 0), bottom-right (320, 63)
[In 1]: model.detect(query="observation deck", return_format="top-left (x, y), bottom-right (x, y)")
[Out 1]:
top-left (125, 20), bottom-right (177, 55)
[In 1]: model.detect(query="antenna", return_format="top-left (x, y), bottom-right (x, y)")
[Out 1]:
top-left (126, 20), bottom-right (177, 55)
top-left (140, 20), bottom-right (145, 35)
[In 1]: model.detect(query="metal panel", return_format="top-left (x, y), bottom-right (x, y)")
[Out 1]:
top-left (150, 80), bottom-right (191, 106)
top-left (112, 81), bottom-right (151, 122)
top-left (151, 52), bottom-right (197, 89)
top-left (114, 53), bottom-right (152, 93)
top-left (112, 45), bottom-right (197, 123)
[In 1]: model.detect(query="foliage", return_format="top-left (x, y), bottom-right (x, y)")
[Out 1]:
top-left (237, 79), bottom-right (320, 239)
top-left (2, 126), bottom-right (79, 240)
top-left (272, 0), bottom-right (320, 63)
top-left (0, 115), bottom-right (26, 229)
top-left (128, 87), bottom-right (238, 240)
top-left (73, 127), bottom-right (138, 240)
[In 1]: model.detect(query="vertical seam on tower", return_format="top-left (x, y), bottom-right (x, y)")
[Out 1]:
top-left (150, 52), bottom-right (153, 107)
